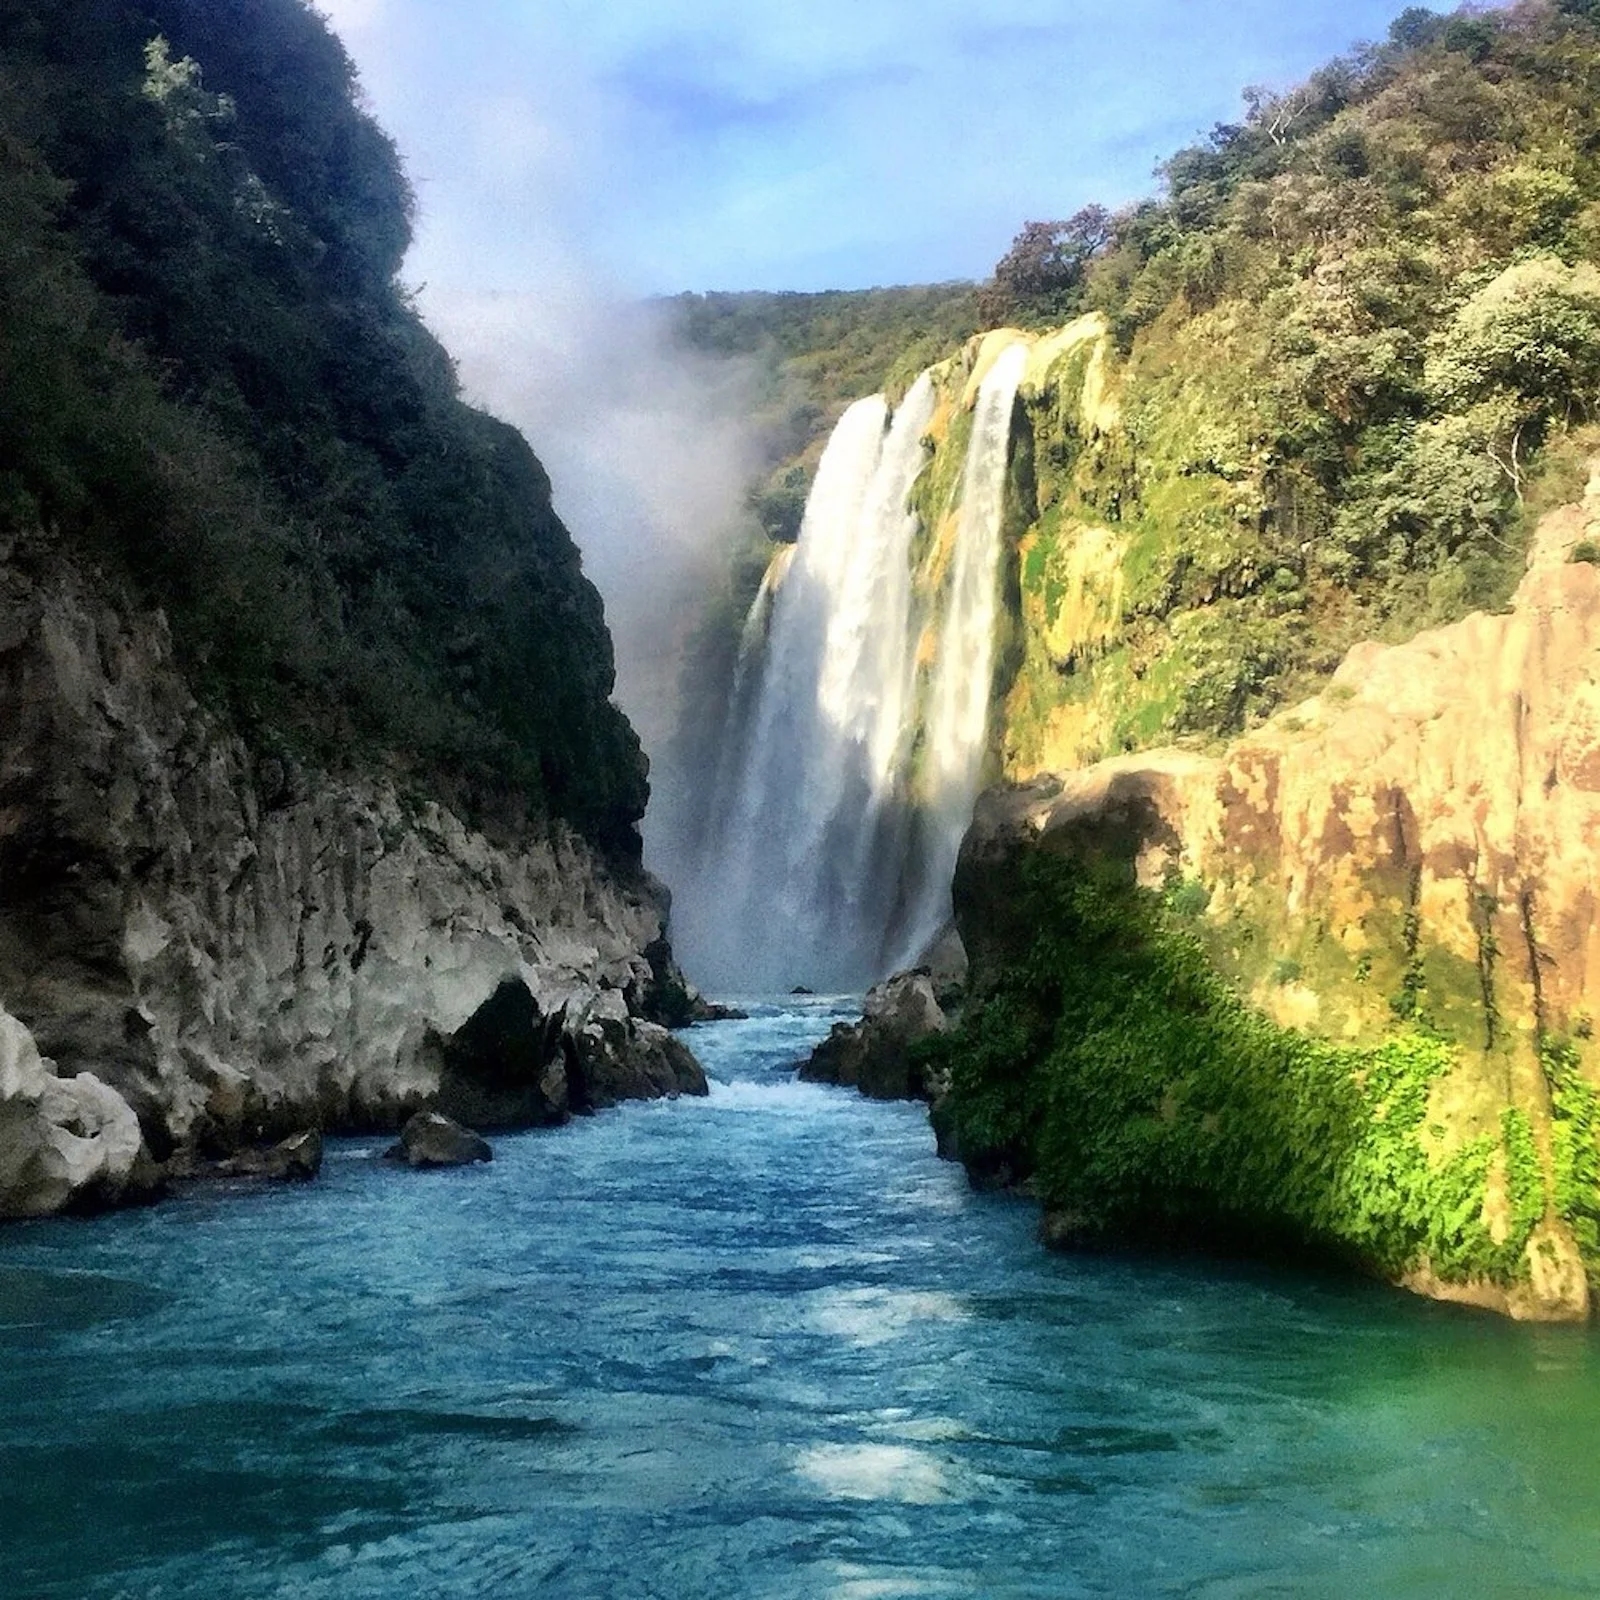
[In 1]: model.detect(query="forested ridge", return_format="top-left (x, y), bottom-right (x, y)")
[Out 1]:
top-left (675, 2), bottom-right (1600, 777)
top-left (0, 0), bottom-right (646, 852)
top-left (1002, 0), bottom-right (1600, 631)
top-left (913, 0), bottom-right (1600, 1314)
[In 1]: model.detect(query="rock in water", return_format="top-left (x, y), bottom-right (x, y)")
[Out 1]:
top-left (800, 971), bottom-right (949, 1101)
top-left (213, 1130), bottom-right (324, 1183)
top-left (567, 993), bottom-right (710, 1111)
top-left (384, 1112), bottom-right (492, 1169)
top-left (942, 462), bottom-right (1600, 1322)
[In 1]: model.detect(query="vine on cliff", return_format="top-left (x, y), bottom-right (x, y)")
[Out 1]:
top-left (1545, 1036), bottom-right (1600, 1273)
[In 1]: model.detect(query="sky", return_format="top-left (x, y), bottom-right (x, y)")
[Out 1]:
top-left (307, 0), bottom-right (1426, 839)
top-left (316, 0), bottom-right (1423, 297)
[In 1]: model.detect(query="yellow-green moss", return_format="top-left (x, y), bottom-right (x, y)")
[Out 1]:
top-left (927, 851), bottom-right (1588, 1290)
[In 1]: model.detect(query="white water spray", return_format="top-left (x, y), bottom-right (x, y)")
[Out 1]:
top-left (675, 343), bottom-right (1027, 993)
top-left (888, 341), bottom-right (1029, 967)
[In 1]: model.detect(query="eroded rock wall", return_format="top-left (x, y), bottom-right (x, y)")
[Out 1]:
top-left (0, 560), bottom-right (697, 1215)
top-left (950, 465), bottom-right (1600, 1320)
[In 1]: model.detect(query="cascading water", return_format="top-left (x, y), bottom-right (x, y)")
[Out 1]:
top-left (887, 341), bottom-right (1029, 970)
top-left (674, 342), bottom-right (1027, 993)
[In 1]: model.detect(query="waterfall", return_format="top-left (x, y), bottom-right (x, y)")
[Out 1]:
top-left (674, 343), bottom-right (1026, 994)
top-left (886, 340), bottom-right (1029, 970)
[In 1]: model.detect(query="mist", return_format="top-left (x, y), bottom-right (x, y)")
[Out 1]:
top-left (313, 0), bottom-right (771, 880)
top-left (422, 281), bottom-right (762, 864)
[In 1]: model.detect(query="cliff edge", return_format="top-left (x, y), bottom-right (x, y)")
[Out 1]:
top-left (939, 463), bottom-right (1600, 1321)
top-left (0, 558), bottom-right (703, 1217)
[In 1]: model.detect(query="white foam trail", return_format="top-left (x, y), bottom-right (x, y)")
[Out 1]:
top-left (795, 1442), bottom-right (952, 1504)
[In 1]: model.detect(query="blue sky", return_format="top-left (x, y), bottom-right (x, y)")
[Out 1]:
top-left (318, 0), bottom-right (1427, 296)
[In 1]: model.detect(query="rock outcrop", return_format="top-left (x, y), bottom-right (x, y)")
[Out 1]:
top-left (0, 1003), bottom-right (149, 1217)
top-left (801, 971), bottom-right (950, 1101)
top-left (385, 1111), bottom-right (492, 1169)
top-left (0, 562), bottom-right (704, 1217)
top-left (566, 991), bottom-right (709, 1111)
top-left (211, 1130), bottom-right (324, 1184)
top-left (949, 463), bottom-right (1600, 1322)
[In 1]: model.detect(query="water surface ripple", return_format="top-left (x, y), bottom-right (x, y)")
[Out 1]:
top-left (3, 1001), bottom-right (1598, 1597)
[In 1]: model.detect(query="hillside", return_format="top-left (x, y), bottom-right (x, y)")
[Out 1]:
top-left (0, 0), bottom-right (644, 852)
top-left (0, 0), bottom-right (712, 1221)
top-left (681, 0), bottom-right (1600, 1317)
top-left (995, 0), bottom-right (1600, 767)
top-left (911, 0), bottom-right (1600, 1319)
top-left (682, 3), bottom-right (1600, 785)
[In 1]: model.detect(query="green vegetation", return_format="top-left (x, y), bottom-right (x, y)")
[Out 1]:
top-left (1545, 1035), bottom-right (1600, 1270)
top-left (0, 1), bottom-right (644, 851)
top-left (994, 2), bottom-right (1600, 772)
top-left (669, 285), bottom-right (980, 446)
top-left (924, 850), bottom-right (1572, 1286)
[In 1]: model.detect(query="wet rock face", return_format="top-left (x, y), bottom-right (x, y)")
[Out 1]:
top-left (384, 1111), bottom-right (492, 1169)
top-left (800, 972), bottom-right (949, 1101)
top-left (0, 562), bottom-right (703, 1216)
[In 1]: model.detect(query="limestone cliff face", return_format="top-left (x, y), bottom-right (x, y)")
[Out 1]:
top-left (0, 559), bottom-right (701, 1217)
top-left (952, 465), bottom-right (1600, 1321)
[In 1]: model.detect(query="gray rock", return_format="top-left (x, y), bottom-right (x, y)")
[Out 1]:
top-left (432, 977), bottom-right (571, 1131)
top-left (384, 1111), bottom-right (492, 1168)
top-left (213, 1128), bottom-right (324, 1183)
top-left (0, 1004), bottom-right (148, 1218)
top-left (800, 970), bottom-right (950, 1101)
top-left (0, 563), bottom-right (690, 1214)
top-left (567, 992), bottom-right (709, 1111)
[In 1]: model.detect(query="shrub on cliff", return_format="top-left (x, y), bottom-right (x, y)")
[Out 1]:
top-left (997, 2), bottom-right (1600, 772)
top-left (0, 0), bottom-right (645, 852)
top-left (924, 852), bottom-right (1563, 1289)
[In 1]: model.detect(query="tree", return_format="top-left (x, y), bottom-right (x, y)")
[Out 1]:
top-left (1388, 7), bottom-right (1444, 51)
top-left (1426, 256), bottom-right (1600, 496)
top-left (979, 207), bottom-right (1114, 328)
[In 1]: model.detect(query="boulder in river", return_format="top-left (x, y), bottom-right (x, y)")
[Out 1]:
top-left (567, 993), bottom-right (710, 1111)
top-left (213, 1129), bottom-right (324, 1183)
top-left (0, 1003), bottom-right (154, 1217)
top-left (384, 1111), bottom-right (492, 1169)
top-left (800, 971), bottom-right (949, 1101)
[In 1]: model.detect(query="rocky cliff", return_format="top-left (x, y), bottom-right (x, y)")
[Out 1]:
top-left (0, 557), bottom-right (703, 1219)
top-left (934, 463), bottom-right (1600, 1321)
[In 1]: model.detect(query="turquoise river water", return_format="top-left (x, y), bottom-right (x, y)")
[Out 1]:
top-left (2, 999), bottom-right (1598, 1598)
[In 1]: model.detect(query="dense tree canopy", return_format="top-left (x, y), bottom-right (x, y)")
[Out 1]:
top-left (0, 0), bottom-right (646, 852)
top-left (977, 209), bottom-right (1114, 328)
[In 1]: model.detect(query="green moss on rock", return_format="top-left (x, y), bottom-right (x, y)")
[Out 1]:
top-left (925, 849), bottom-right (1580, 1293)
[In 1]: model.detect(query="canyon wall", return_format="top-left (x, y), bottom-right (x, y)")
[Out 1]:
top-left (0, 558), bottom-right (700, 1218)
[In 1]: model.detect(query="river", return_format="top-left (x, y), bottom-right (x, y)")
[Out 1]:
top-left (2, 1000), bottom-right (1597, 1598)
